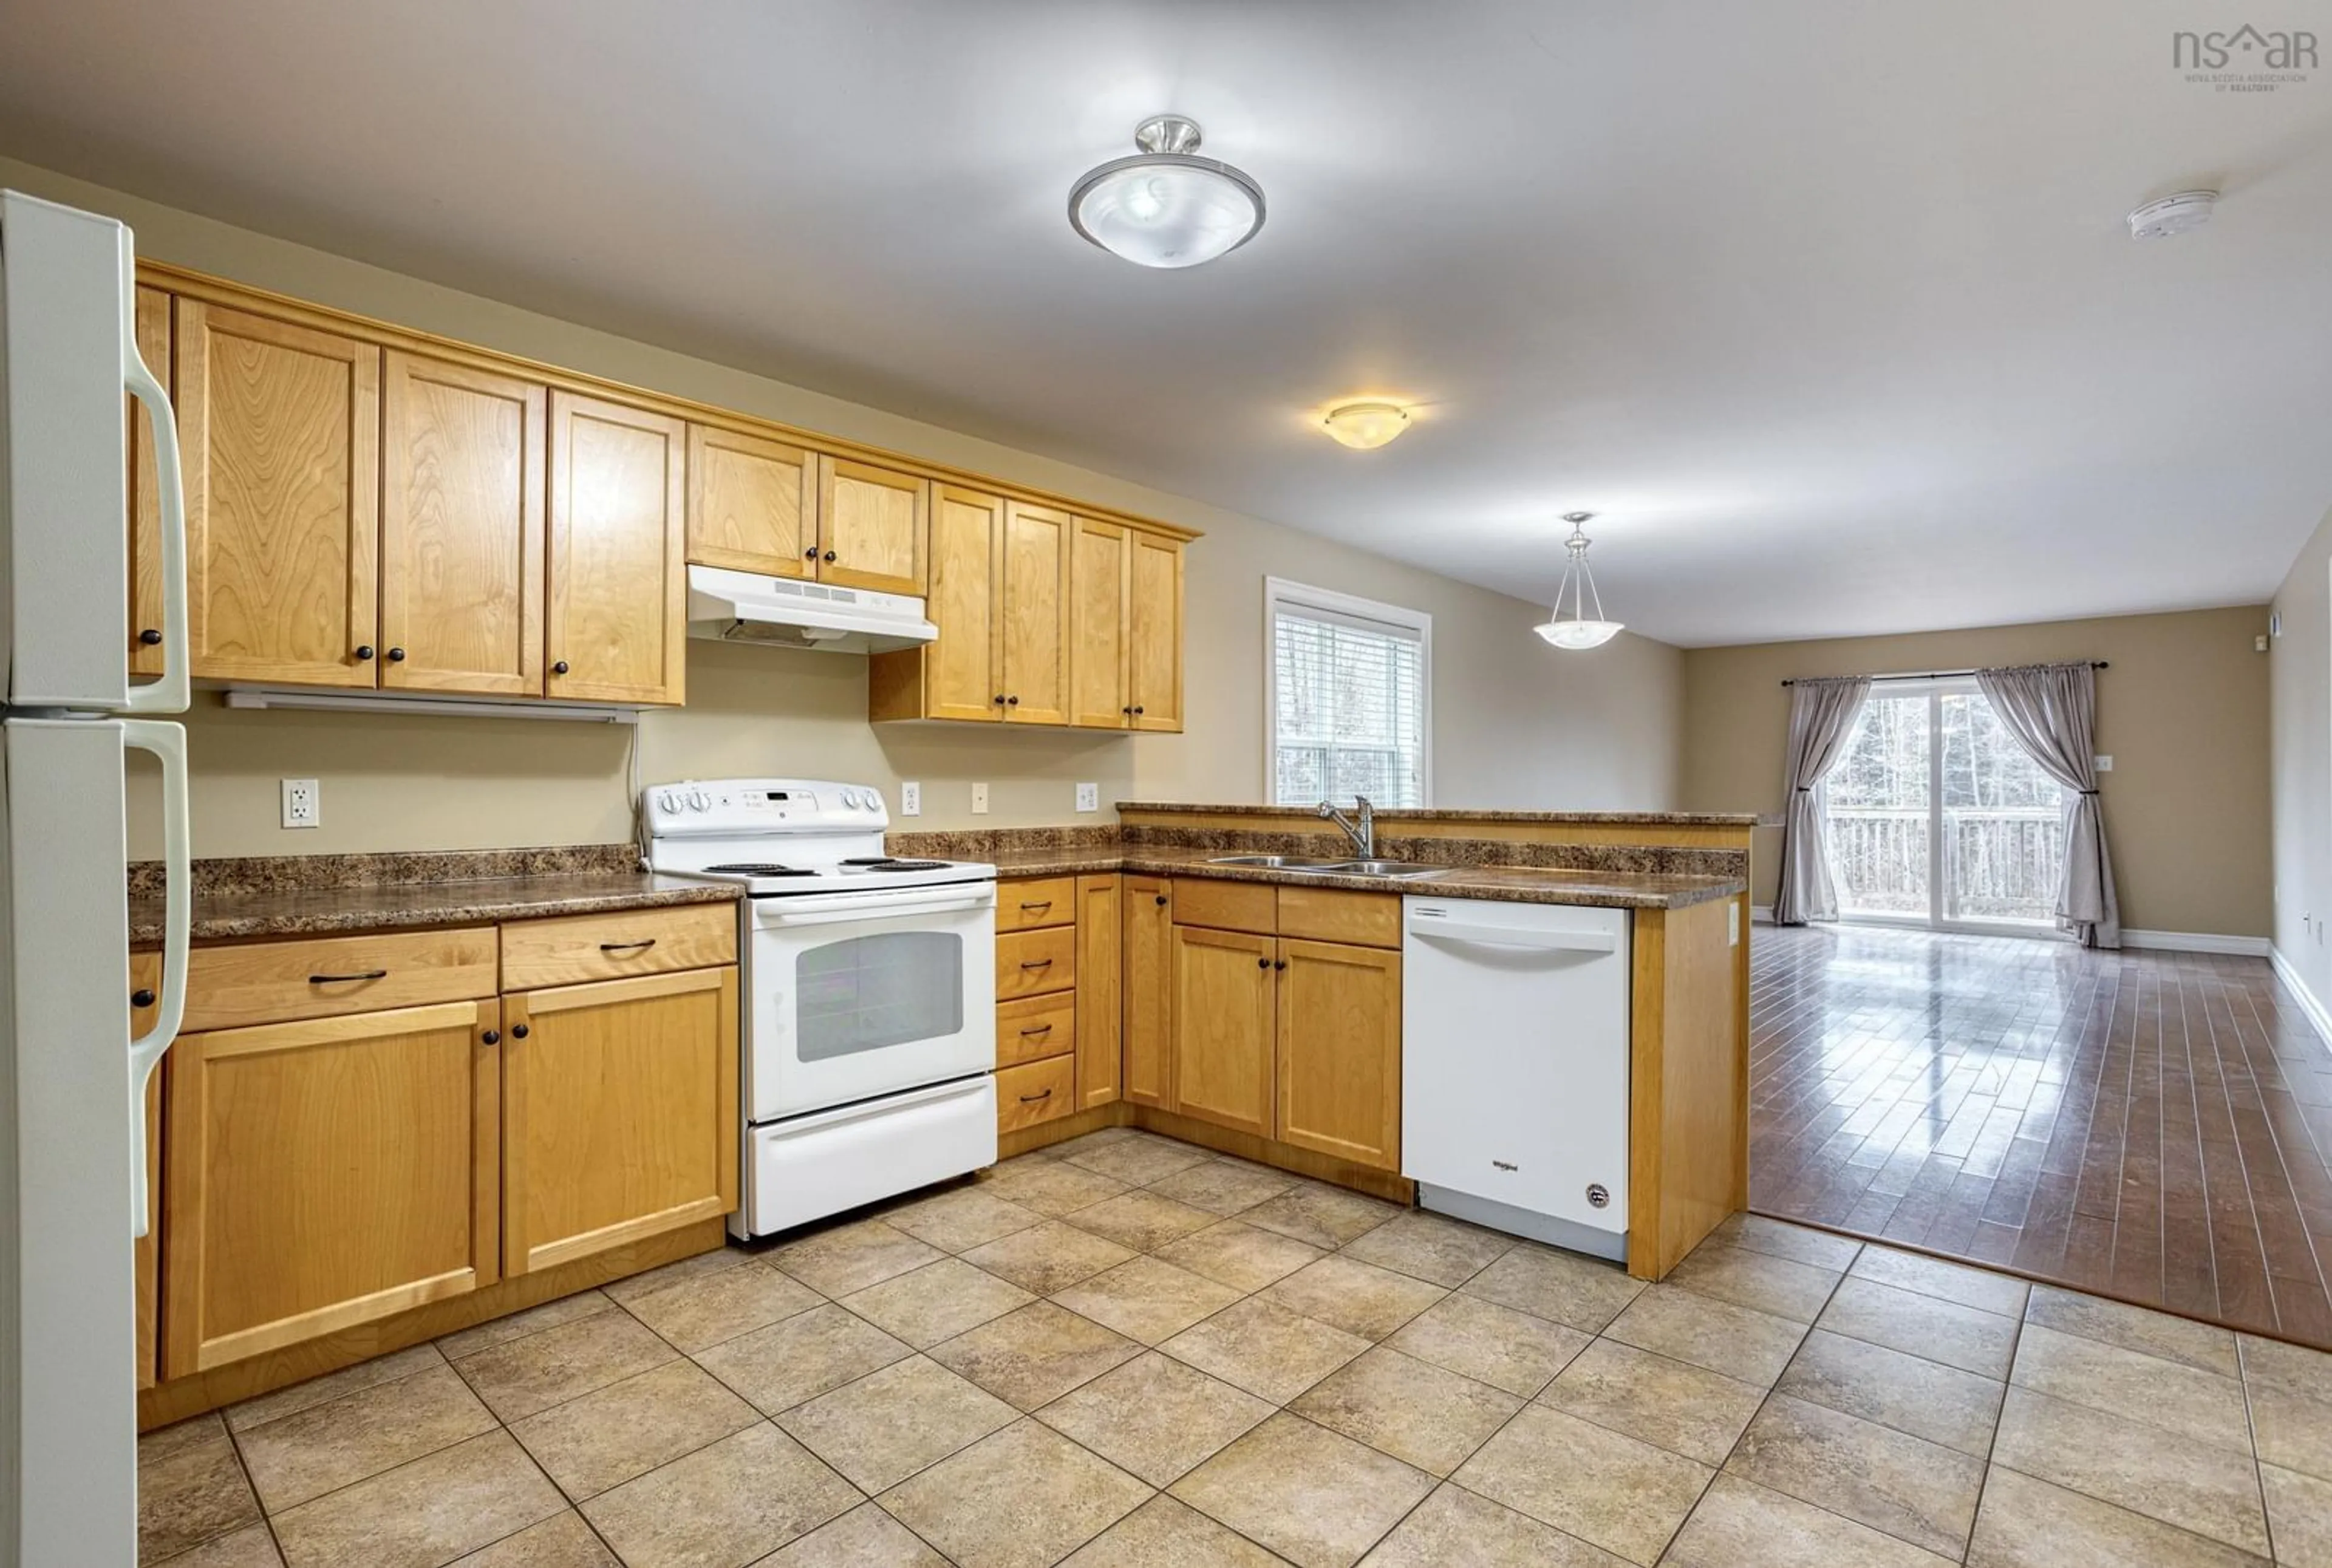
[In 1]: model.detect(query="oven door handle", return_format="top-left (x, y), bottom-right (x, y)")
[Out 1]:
top-left (755, 888), bottom-right (997, 927)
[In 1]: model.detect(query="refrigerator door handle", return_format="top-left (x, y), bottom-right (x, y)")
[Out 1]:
top-left (118, 240), bottom-right (189, 717)
top-left (120, 720), bottom-right (189, 1237)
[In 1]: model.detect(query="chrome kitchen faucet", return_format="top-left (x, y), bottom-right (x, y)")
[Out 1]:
top-left (1318, 796), bottom-right (1375, 858)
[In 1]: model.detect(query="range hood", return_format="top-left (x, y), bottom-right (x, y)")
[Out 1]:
top-left (685, 564), bottom-right (938, 654)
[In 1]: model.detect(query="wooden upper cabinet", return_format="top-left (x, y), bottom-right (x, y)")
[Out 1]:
top-left (687, 424), bottom-right (816, 577)
top-left (1275, 939), bottom-right (1402, 1171)
top-left (1122, 876), bottom-right (1175, 1111)
top-left (547, 393), bottom-right (686, 705)
top-left (1069, 517), bottom-right (1131, 729)
top-left (1000, 502), bottom-right (1072, 724)
top-left (380, 352), bottom-right (546, 697)
top-left (817, 455), bottom-right (927, 594)
top-left (162, 1000), bottom-right (499, 1375)
top-left (1171, 924), bottom-right (1276, 1138)
top-left (178, 300), bottom-right (380, 687)
top-left (1127, 531), bottom-right (1184, 731)
top-left (928, 485), bottom-right (1004, 721)
top-left (128, 287), bottom-right (172, 676)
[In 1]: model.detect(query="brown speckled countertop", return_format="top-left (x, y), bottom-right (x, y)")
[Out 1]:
top-left (1113, 802), bottom-right (1760, 828)
top-left (128, 845), bottom-right (738, 946)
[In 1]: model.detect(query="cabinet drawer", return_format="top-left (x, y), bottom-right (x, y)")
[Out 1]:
top-left (997, 993), bottom-right (1076, 1069)
top-left (1170, 877), bottom-right (1277, 935)
top-left (1277, 887), bottom-right (1402, 949)
top-left (997, 925), bottom-right (1077, 1001)
top-left (500, 903), bottom-right (737, 990)
top-left (998, 878), bottom-right (1077, 932)
top-left (997, 1055), bottom-right (1076, 1134)
top-left (181, 927), bottom-right (498, 1032)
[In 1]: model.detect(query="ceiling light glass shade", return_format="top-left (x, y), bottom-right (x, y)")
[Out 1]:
top-left (1321, 402), bottom-right (1410, 449)
top-left (1535, 513), bottom-right (1624, 650)
top-left (1068, 115), bottom-right (1264, 269)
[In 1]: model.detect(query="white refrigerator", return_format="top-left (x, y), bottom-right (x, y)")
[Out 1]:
top-left (0, 189), bottom-right (193, 1567)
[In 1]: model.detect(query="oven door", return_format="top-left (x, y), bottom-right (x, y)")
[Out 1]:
top-left (745, 881), bottom-right (996, 1121)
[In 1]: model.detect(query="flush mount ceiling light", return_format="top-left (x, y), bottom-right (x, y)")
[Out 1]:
top-left (1068, 115), bottom-right (1265, 269)
top-left (1321, 401), bottom-right (1410, 450)
top-left (2127, 189), bottom-right (2218, 240)
top-left (1535, 513), bottom-right (1625, 650)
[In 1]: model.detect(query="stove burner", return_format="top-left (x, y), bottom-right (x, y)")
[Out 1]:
top-left (700, 862), bottom-right (816, 877)
top-left (841, 856), bottom-right (949, 872)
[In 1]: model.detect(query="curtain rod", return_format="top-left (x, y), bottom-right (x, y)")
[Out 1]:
top-left (1781, 661), bottom-right (2107, 687)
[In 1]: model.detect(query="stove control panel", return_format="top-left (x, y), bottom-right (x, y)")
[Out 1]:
top-left (643, 777), bottom-right (891, 835)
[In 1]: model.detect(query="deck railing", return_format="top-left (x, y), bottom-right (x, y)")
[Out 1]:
top-left (1826, 805), bottom-right (2065, 922)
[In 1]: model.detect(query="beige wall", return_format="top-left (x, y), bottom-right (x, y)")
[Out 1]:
top-left (1679, 605), bottom-right (2273, 938)
top-left (0, 158), bottom-right (1685, 856)
top-left (2271, 504), bottom-right (2332, 1003)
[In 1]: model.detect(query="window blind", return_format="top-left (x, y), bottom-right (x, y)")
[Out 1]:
top-left (1271, 599), bottom-right (1427, 808)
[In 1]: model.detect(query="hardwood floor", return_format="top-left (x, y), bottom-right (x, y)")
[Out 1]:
top-left (1750, 922), bottom-right (2332, 1348)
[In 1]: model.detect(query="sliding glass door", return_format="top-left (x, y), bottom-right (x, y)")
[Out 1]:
top-left (1824, 681), bottom-right (2068, 930)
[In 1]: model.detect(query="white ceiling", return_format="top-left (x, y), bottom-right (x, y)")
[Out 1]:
top-left (4, 0), bottom-right (2328, 646)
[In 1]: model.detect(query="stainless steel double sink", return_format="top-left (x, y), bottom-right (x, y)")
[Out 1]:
top-left (1204, 853), bottom-right (1449, 881)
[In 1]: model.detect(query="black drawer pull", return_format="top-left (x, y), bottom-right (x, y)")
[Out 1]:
top-left (1019, 900), bottom-right (1053, 913)
top-left (1020, 958), bottom-right (1054, 970)
top-left (482, 1029), bottom-right (500, 1045)
top-left (309, 969), bottom-right (388, 984)
top-left (1018, 1088), bottom-right (1053, 1104)
top-left (511, 1023), bottom-right (530, 1039)
top-left (1019, 1023), bottom-right (1054, 1037)
top-left (599, 939), bottom-right (657, 953)
top-left (139, 628), bottom-right (163, 646)
top-left (131, 988), bottom-right (155, 1008)
top-left (1257, 957), bottom-right (1271, 969)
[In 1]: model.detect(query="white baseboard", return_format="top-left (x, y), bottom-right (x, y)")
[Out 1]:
top-left (2119, 929), bottom-right (2272, 957)
top-left (1751, 905), bottom-right (1775, 925)
top-left (2271, 947), bottom-right (2332, 1045)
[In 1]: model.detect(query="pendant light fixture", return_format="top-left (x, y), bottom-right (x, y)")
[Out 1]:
top-left (1535, 513), bottom-right (1625, 649)
top-left (1068, 115), bottom-right (1266, 270)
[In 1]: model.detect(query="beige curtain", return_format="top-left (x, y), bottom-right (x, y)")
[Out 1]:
top-left (1976, 662), bottom-right (2119, 949)
top-left (1773, 676), bottom-right (1872, 925)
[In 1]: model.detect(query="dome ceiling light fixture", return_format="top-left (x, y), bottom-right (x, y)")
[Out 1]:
top-left (1535, 513), bottom-right (1625, 650)
top-left (1320, 401), bottom-right (1411, 450)
top-left (1068, 114), bottom-right (1266, 270)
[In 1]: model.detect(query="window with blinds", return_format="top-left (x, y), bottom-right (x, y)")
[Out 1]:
top-left (1267, 580), bottom-right (1431, 808)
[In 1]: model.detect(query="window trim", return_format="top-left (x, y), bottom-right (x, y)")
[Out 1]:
top-left (1262, 576), bottom-right (1434, 809)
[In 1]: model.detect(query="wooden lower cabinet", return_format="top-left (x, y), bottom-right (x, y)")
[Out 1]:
top-left (1076, 875), bottom-right (1123, 1109)
top-left (163, 1000), bottom-right (500, 1378)
top-left (502, 967), bottom-right (739, 1277)
top-left (997, 1054), bottom-right (1076, 1134)
top-left (1122, 877), bottom-right (1175, 1110)
top-left (1275, 938), bottom-right (1402, 1170)
top-left (1170, 925), bottom-right (1276, 1138)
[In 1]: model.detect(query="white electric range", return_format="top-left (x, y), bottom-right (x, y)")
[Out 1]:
top-left (644, 778), bottom-right (998, 1238)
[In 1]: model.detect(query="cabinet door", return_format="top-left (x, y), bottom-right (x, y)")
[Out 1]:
top-left (381, 352), bottom-right (546, 696)
top-left (687, 424), bottom-right (816, 577)
top-left (163, 1001), bottom-right (499, 1375)
top-left (1000, 501), bottom-right (1072, 724)
top-left (817, 455), bottom-right (928, 594)
top-left (1076, 874), bottom-right (1123, 1110)
top-left (1122, 876), bottom-right (1175, 1111)
top-left (547, 392), bottom-right (686, 704)
top-left (1127, 532), bottom-right (1184, 731)
top-left (1171, 925), bottom-right (1275, 1137)
top-left (503, 967), bottom-right (738, 1277)
top-left (128, 286), bottom-right (172, 675)
top-left (1275, 939), bottom-right (1402, 1171)
top-left (1069, 517), bottom-right (1131, 729)
top-left (177, 300), bottom-right (380, 687)
top-left (922, 485), bottom-right (1004, 722)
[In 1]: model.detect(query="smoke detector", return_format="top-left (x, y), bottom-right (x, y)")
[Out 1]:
top-left (2127, 191), bottom-right (2218, 240)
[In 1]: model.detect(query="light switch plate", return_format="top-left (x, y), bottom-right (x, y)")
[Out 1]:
top-left (971, 782), bottom-right (990, 815)
top-left (1728, 902), bottom-right (1740, 946)
top-left (281, 777), bottom-right (320, 829)
top-left (900, 782), bottom-right (921, 816)
top-left (1076, 782), bottom-right (1099, 813)
top-left (2094, 755), bottom-right (2113, 772)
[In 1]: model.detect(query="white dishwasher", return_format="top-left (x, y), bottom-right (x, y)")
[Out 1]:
top-left (1402, 896), bottom-right (1632, 1261)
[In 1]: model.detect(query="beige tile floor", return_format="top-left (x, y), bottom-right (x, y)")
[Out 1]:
top-left (141, 1128), bottom-right (2332, 1567)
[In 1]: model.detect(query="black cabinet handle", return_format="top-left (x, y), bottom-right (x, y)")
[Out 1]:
top-left (1007, 695), bottom-right (1020, 706)
top-left (482, 1029), bottom-right (500, 1045)
top-left (1019, 1023), bottom-right (1054, 1038)
top-left (309, 969), bottom-right (388, 984)
top-left (1122, 705), bottom-right (1133, 715)
top-left (1020, 958), bottom-right (1054, 971)
top-left (138, 629), bottom-right (163, 646)
top-left (511, 1023), bottom-right (530, 1039)
top-left (1132, 705), bottom-right (1145, 716)
top-left (1018, 1088), bottom-right (1053, 1104)
top-left (131, 988), bottom-right (155, 1008)
top-left (805, 547), bottom-right (819, 560)
top-left (1275, 960), bottom-right (1288, 970)
top-left (1020, 901), bottom-right (1052, 913)
top-left (1155, 895), bottom-right (1168, 907)
top-left (355, 644), bottom-right (375, 661)
top-left (386, 647), bottom-right (406, 663)
top-left (994, 695), bottom-right (1007, 706)
top-left (552, 660), bottom-right (570, 675)
top-left (823, 550), bottom-right (837, 562)
top-left (599, 938), bottom-right (657, 953)
top-left (1257, 957), bottom-right (1271, 969)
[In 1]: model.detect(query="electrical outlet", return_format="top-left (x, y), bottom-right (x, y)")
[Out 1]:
top-left (900, 782), bottom-right (921, 817)
top-left (281, 777), bottom-right (321, 830)
top-left (1076, 782), bottom-right (1099, 813)
top-left (971, 782), bottom-right (990, 816)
